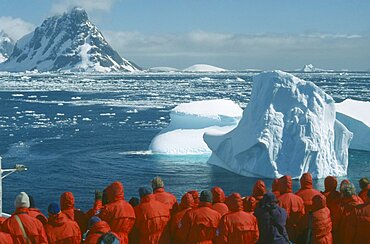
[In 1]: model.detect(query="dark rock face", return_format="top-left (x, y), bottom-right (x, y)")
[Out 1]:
top-left (0, 7), bottom-right (140, 72)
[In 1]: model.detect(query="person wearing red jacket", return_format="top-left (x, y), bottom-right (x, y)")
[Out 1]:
top-left (298, 194), bottom-right (333, 244)
top-left (27, 195), bottom-right (48, 225)
top-left (344, 189), bottom-right (370, 244)
top-left (321, 176), bottom-right (341, 212)
top-left (216, 193), bottom-right (259, 243)
top-left (0, 220), bottom-right (13, 244)
top-left (2, 192), bottom-right (48, 244)
top-left (278, 175), bottom-right (305, 243)
top-left (60, 191), bottom-right (87, 233)
top-left (84, 216), bottom-right (121, 244)
top-left (98, 181), bottom-right (136, 243)
top-left (333, 181), bottom-right (364, 244)
top-left (272, 179), bottom-right (281, 198)
top-left (211, 186), bottom-right (229, 216)
top-left (295, 173), bottom-right (322, 212)
top-left (171, 193), bottom-right (194, 243)
top-left (243, 196), bottom-right (257, 213)
top-left (187, 190), bottom-right (200, 208)
top-left (244, 180), bottom-right (267, 213)
top-left (152, 176), bottom-right (178, 213)
top-left (44, 202), bottom-right (81, 244)
top-left (358, 177), bottom-right (369, 203)
top-left (178, 190), bottom-right (221, 244)
top-left (132, 186), bottom-right (171, 244)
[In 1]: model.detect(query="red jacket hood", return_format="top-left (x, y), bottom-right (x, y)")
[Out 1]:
top-left (212, 186), bottom-right (226, 203)
top-left (243, 196), bottom-right (257, 212)
top-left (60, 192), bottom-right (75, 210)
top-left (187, 190), bottom-right (199, 208)
top-left (312, 194), bottom-right (327, 211)
top-left (180, 193), bottom-right (194, 210)
top-left (48, 212), bottom-right (69, 227)
top-left (105, 181), bottom-right (124, 203)
top-left (252, 180), bottom-right (266, 199)
top-left (340, 179), bottom-right (351, 189)
top-left (300, 173), bottom-right (313, 190)
top-left (226, 193), bottom-right (243, 212)
top-left (272, 179), bottom-right (280, 192)
top-left (90, 220), bottom-right (111, 234)
top-left (279, 175), bottom-right (293, 194)
top-left (324, 176), bottom-right (338, 192)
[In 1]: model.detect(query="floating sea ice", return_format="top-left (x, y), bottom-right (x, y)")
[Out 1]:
top-left (149, 99), bottom-right (243, 154)
top-left (204, 71), bottom-right (352, 179)
top-left (336, 99), bottom-right (370, 151)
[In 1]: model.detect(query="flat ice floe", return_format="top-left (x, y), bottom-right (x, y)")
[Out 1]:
top-left (149, 99), bottom-right (243, 154)
top-left (204, 71), bottom-right (352, 179)
top-left (336, 99), bottom-right (370, 151)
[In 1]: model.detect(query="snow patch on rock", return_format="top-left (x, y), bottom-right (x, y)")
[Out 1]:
top-left (204, 71), bottom-right (352, 179)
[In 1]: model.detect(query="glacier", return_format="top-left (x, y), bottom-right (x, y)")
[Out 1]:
top-left (204, 71), bottom-right (353, 179)
top-left (149, 99), bottom-right (243, 154)
top-left (336, 99), bottom-right (370, 151)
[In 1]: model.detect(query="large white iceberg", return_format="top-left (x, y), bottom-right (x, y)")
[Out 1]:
top-left (183, 64), bottom-right (226, 72)
top-left (149, 99), bottom-right (243, 154)
top-left (204, 71), bottom-right (352, 179)
top-left (336, 99), bottom-right (370, 151)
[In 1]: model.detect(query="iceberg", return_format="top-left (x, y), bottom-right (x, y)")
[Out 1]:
top-left (336, 99), bottom-right (370, 151)
top-left (183, 64), bottom-right (226, 72)
top-left (149, 99), bottom-right (243, 154)
top-left (204, 71), bottom-right (352, 179)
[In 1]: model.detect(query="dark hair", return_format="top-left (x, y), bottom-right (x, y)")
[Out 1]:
top-left (129, 197), bottom-right (140, 207)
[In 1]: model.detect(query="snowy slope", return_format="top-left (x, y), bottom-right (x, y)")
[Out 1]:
top-left (183, 64), bottom-right (226, 72)
top-left (298, 64), bottom-right (331, 72)
top-left (336, 99), bottom-right (370, 151)
top-left (0, 8), bottom-right (140, 72)
top-left (149, 99), bottom-right (243, 154)
top-left (204, 71), bottom-right (352, 179)
top-left (0, 31), bottom-right (15, 63)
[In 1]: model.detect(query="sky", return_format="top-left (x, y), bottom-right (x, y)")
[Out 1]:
top-left (0, 0), bottom-right (369, 70)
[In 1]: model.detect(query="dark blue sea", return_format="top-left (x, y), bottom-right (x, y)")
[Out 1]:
top-left (0, 71), bottom-right (369, 214)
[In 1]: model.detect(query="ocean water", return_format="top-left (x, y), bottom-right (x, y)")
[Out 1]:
top-left (0, 71), bottom-right (369, 214)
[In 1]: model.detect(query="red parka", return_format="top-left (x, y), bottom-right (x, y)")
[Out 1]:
top-left (153, 187), bottom-right (178, 213)
top-left (187, 190), bottom-right (199, 208)
top-left (85, 220), bottom-right (121, 244)
top-left (272, 178), bottom-right (281, 198)
top-left (0, 231), bottom-right (13, 244)
top-left (278, 175), bottom-right (305, 242)
top-left (359, 187), bottom-right (369, 203)
top-left (211, 187), bottom-right (229, 216)
top-left (98, 181), bottom-right (136, 243)
top-left (296, 173), bottom-right (322, 212)
top-left (321, 176), bottom-right (341, 211)
top-left (178, 202), bottom-right (221, 244)
top-left (243, 180), bottom-right (267, 213)
top-left (171, 193), bottom-right (194, 243)
top-left (344, 202), bottom-right (370, 244)
top-left (243, 196), bottom-right (257, 213)
top-left (45, 212), bottom-right (81, 244)
top-left (28, 208), bottom-right (48, 225)
top-left (310, 194), bottom-right (333, 244)
top-left (60, 191), bottom-right (87, 232)
top-left (2, 208), bottom-right (48, 244)
top-left (133, 193), bottom-right (171, 244)
top-left (216, 193), bottom-right (259, 244)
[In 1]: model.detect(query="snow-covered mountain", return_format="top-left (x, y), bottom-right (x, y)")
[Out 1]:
top-left (298, 64), bottom-right (331, 72)
top-left (0, 31), bottom-right (15, 63)
top-left (0, 7), bottom-right (140, 72)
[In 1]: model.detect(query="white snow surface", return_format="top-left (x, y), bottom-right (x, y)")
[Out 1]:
top-left (336, 99), bottom-right (370, 151)
top-left (149, 99), bottom-right (243, 154)
top-left (183, 64), bottom-right (226, 72)
top-left (204, 71), bottom-right (352, 179)
top-left (298, 64), bottom-right (332, 72)
top-left (148, 67), bottom-right (179, 72)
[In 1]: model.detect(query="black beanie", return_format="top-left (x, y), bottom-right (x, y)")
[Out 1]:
top-left (139, 187), bottom-right (152, 198)
top-left (200, 190), bottom-right (213, 203)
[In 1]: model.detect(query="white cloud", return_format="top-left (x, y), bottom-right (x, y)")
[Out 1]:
top-left (103, 30), bottom-right (370, 70)
top-left (0, 17), bottom-right (35, 40)
top-left (51, 0), bottom-right (118, 14)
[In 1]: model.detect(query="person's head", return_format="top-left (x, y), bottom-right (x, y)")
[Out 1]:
top-left (60, 191), bottom-right (75, 210)
top-left (324, 176), bottom-right (338, 192)
top-left (151, 176), bottom-right (164, 191)
top-left (226, 193), bottom-right (243, 212)
top-left (187, 190), bottom-right (199, 208)
top-left (359, 178), bottom-right (369, 190)
top-left (300, 172), bottom-right (313, 189)
top-left (252, 180), bottom-right (266, 199)
top-left (312, 194), bottom-right (327, 211)
top-left (211, 186), bottom-right (225, 203)
top-left (279, 175), bottom-right (293, 194)
top-left (261, 192), bottom-right (278, 209)
top-left (129, 197), bottom-right (140, 207)
top-left (243, 196), bottom-right (257, 212)
top-left (14, 192), bottom-right (30, 209)
top-left (340, 181), bottom-right (356, 198)
top-left (272, 179), bottom-right (280, 193)
top-left (200, 190), bottom-right (213, 203)
top-left (88, 216), bottom-right (101, 229)
top-left (139, 187), bottom-right (152, 199)
top-left (180, 193), bottom-right (194, 209)
top-left (48, 202), bottom-right (61, 216)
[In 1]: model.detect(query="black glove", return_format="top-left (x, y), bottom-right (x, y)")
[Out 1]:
top-left (95, 190), bottom-right (103, 201)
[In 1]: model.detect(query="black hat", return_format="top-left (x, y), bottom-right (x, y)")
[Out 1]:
top-left (200, 190), bottom-right (213, 203)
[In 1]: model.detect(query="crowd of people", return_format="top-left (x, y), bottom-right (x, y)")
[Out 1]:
top-left (0, 174), bottom-right (369, 244)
